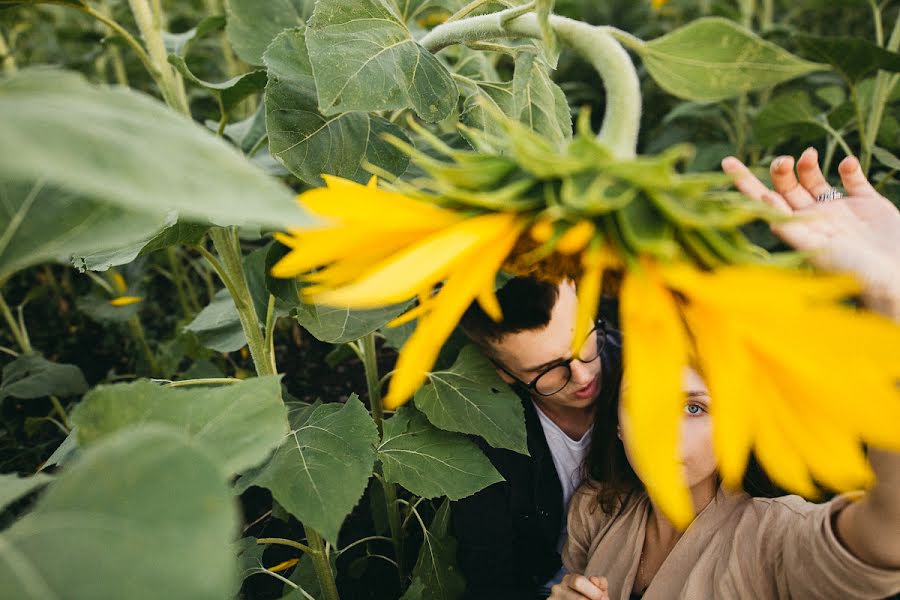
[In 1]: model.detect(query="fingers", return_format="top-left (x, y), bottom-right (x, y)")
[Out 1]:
top-left (796, 147), bottom-right (833, 199)
top-left (770, 155), bottom-right (815, 209)
top-left (722, 156), bottom-right (791, 215)
top-left (721, 156), bottom-right (770, 201)
top-left (554, 574), bottom-right (606, 600)
top-left (589, 576), bottom-right (609, 591)
top-left (838, 155), bottom-right (878, 197)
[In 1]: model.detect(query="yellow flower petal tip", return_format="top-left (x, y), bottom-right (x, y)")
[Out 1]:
top-left (109, 295), bottom-right (142, 307)
top-left (268, 558), bottom-right (300, 573)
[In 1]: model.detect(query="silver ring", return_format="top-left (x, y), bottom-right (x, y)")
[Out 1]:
top-left (815, 188), bottom-right (843, 202)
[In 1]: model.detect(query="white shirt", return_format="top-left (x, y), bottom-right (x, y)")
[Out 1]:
top-left (532, 401), bottom-right (593, 589)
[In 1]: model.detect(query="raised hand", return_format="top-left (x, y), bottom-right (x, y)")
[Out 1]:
top-left (722, 148), bottom-right (900, 318)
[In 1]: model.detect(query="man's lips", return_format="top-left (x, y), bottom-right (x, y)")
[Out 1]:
top-left (573, 375), bottom-right (600, 399)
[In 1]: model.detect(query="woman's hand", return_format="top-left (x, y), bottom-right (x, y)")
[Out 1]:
top-left (549, 574), bottom-right (609, 600)
top-left (722, 148), bottom-right (900, 320)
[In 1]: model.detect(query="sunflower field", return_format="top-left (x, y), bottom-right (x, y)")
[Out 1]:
top-left (0, 0), bottom-right (898, 598)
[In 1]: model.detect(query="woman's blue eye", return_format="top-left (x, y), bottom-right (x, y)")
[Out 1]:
top-left (684, 403), bottom-right (705, 416)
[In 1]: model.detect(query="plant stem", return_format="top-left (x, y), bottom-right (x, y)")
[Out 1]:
top-left (164, 377), bottom-right (241, 387)
top-left (420, 8), bottom-right (641, 157)
top-left (869, 0), bottom-right (884, 47)
top-left (166, 247), bottom-right (195, 318)
top-left (128, 316), bottom-right (160, 377)
top-left (0, 290), bottom-right (31, 353)
top-left (360, 332), bottom-right (406, 581)
top-left (304, 529), bottom-right (341, 600)
top-left (0, 27), bottom-right (16, 74)
top-left (206, 227), bottom-right (274, 377)
top-left (49, 395), bottom-right (70, 430)
top-left (127, 0), bottom-right (190, 114)
top-left (862, 14), bottom-right (900, 174)
top-left (257, 537), bottom-right (314, 555)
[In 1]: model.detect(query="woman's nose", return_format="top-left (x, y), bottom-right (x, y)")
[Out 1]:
top-left (569, 359), bottom-right (595, 386)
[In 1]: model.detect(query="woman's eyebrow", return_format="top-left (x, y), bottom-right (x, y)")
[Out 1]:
top-left (686, 390), bottom-right (709, 398)
top-left (522, 356), bottom-right (565, 372)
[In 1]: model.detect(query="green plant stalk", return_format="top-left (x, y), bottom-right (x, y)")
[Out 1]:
top-left (0, 290), bottom-right (31, 353)
top-left (206, 227), bottom-right (273, 377)
top-left (49, 395), bottom-right (70, 431)
top-left (166, 247), bottom-right (195, 318)
top-left (128, 316), bottom-right (161, 377)
top-left (862, 15), bottom-right (900, 174)
top-left (420, 8), bottom-right (642, 158)
top-left (257, 536), bottom-right (314, 555)
top-left (360, 332), bottom-right (406, 581)
top-left (304, 529), bottom-right (341, 600)
top-left (0, 27), bottom-right (16, 74)
top-left (164, 377), bottom-right (241, 387)
top-left (127, 0), bottom-right (190, 114)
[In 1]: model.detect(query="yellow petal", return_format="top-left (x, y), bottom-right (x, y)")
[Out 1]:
top-left (111, 271), bottom-right (128, 294)
top-left (384, 216), bottom-right (524, 408)
top-left (315, 213), bottom-right (521, 309)
top-left (530, 217), bottom-right (555, 242)
top-left (571, 242), bottom-right (603, 357)
top-left (683, 303), bottom-right (755, 489)
top-left (476, 281), bottom-right (503, 322)
top-left (555, 220), bottom-right (596, 255)
top-left (109, 295), bottom-right (142, 307)
top-left (620, 262), bottom-right (694, 529)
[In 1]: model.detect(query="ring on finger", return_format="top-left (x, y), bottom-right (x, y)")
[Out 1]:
top-left (815, 188), bottom-right (844, 202)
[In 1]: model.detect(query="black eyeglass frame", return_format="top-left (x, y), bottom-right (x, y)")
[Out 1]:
top-left (491, 318), bottom-right (608, 397)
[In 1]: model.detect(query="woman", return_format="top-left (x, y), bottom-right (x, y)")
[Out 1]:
top-left (550, 150), bottom-right (900, 600)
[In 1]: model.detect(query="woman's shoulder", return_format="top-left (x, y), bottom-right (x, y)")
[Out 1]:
top-left (569, 481), bottom-right (647, 532)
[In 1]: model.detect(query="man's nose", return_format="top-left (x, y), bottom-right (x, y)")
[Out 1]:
top-left (569, 359), bottom-right (595, 386)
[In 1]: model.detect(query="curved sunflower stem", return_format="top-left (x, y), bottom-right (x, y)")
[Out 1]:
top-left (126, 0), bottom-right (190, 115)
top-left (360, 332), bottom-right (406, 582)
top-left (0, 27), bottom-right (16, 74)
top-left (419, 7), bottom-right (641, 157)
top-left (0, 290), bottom-right (31, 354)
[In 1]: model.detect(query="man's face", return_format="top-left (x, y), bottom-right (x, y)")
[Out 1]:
top-left (489, 280), bottom-right (603, 410)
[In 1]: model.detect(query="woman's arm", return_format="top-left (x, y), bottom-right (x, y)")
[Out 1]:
top-left (723, 149), bottom-right (900, 569)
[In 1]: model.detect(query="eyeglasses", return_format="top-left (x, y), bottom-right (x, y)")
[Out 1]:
top-left (494, 319), bottom-right (607, 396)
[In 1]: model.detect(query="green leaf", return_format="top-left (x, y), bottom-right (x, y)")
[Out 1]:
top-left (169, 55), bottom-right (268, 114)
top-left (225, 0), bottom-right (312, 65)
top-left (634, 17), bottom-right (824, 101)
top-left (164, 14), bottom-right (227, 58)
top-left (0, 472), bottom-right (52, 513)
top-left (0, 426), bottom-right (238, 600)
top-left (0, 180), bottom-right (163, 283)
top-left (306, 0), bottom-right (458, 122)
top-left (378, 406), bottom-right (503, 500)
top-left (232, 537), bottom-right (266, 597)
top-left (511, 51), bottom-right (572, 146)
top-left (0, 353), bottom-right (88, 402)
top-left (76, 292), bottom-right (143, 324)
top-left (293, 300), bottom-right (411, 344)
top-left (414, 345), bottom-right (527, 454)
top-left (873, 146), bottom-right (900, 170)
top-left (236, 395), bottom-right (378, 545)
top-left (795, 34), bottom-right (900, 84)
top-left (74, 217), bottom-right (209, 272)
top-left (264, 27), bottom-right (411, 185)
top-left (0, 70), bottom-right (309, 229)
top-left (399, 499), bottom-right (465, 600)
top-left (752, 90), bottom-right (829, 147)
top-left (71, 377), bottom-right (288, 476)
top-left (535, 0), bottom-right (560, 68)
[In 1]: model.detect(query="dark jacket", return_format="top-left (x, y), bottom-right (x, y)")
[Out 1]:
top-left (452, 304), bottom-right (622, 599)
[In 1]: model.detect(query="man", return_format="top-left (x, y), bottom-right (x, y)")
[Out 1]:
top-left (453, 276), bottom-right (622, 599)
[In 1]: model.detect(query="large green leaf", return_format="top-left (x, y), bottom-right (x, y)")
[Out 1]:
top-left (0, 70), bottom-right (309, 229)
top-left (294, 301), bottom-right (411, 344)
top-left (169, 55), bottom-right (268, 115)
top-left (236, 395), bottom-right (378, 545)
top-left (414, 345), bottom-right (527, 454)
top-left (264, 27), bottom-right (411, 185)
top-left (633, 18), bottom-right (825, 101)
top-left (378, 406), bottom-right (502, 500)
top-left (0, 353), bottom-right (88, 402)
top-left (0, 180), bottom-right (163, 283)
top-left (795, 34), bottom-right (900, 84)
top-left (225, 0), bottom-right (312, 65)
top-left (398, 499), bottom-right (465, 600)
top-left (70, 377), bottom-right (287, 477)
top-left (752, 90), bottom-right (830, 147)
top-left (306, 0), bottom-right (458, 121)
top-left (0, 426), bottom-right (238, 600)
top-left (75, 218), bottom-right (209, 272)
top-left (0, 473), bottom-right (52, 513)
top-left (511, 51), bottom-right (572, 146)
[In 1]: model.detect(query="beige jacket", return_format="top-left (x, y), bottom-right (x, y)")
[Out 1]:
top-left (563, 486), bottom-right (900, 600)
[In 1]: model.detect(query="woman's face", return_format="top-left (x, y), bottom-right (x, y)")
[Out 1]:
top-left (620, 368), bottom-right (718, 489)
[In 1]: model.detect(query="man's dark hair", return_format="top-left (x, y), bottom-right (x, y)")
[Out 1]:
top-left (459, 276), bottom-right (560, 354)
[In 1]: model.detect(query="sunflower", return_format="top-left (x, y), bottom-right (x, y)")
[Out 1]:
top-left (620, 259), bottom-right (900, 528)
